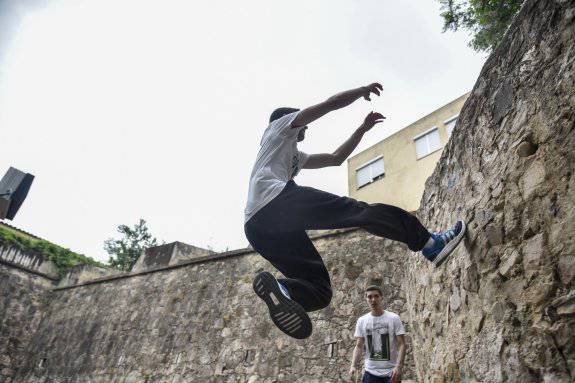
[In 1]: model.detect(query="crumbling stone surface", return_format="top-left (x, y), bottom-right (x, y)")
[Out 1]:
top-left (405, 0), bottom-right (575, 381)
top-left (3, 0), bottom-right (573, 381)
top-left (14, 230), bottom-right (417, 382)
top-left (0, 263), bottom-right (55, 383)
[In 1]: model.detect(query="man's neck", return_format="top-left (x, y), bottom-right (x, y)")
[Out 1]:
top-left (370, 308), bottom-right (384, 316)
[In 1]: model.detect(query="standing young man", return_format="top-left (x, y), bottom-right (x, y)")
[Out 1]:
top-left (245, 82), bottom-right (465, 339)
top-left (349, 286), bottom-right (406, 383)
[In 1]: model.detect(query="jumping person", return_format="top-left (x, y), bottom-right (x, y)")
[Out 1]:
top-left (349, 286), bottom-right (406, 383)
top-left (244, 83), bottom-right (465, 339)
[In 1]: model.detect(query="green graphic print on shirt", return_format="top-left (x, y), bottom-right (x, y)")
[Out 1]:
top-left (366, 322), bottom-right (390, 361)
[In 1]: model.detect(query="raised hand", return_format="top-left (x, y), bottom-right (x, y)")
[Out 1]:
top-left (359, 111), bottom-right (386, 133)
top-left (362, 83), bottom-right (383, 101)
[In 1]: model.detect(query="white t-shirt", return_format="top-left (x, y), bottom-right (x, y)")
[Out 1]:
top-left (244, 111), bottom-right (309, 223)
top-left (354, 311), bottom-right (406, 378)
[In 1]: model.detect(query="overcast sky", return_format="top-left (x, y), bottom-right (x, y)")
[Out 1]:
top-left (0, 0), bottom-right (487, 263)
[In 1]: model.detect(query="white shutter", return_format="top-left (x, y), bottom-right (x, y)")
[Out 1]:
top-left (415, 128), bottom-right (441, 159)
top-left (415, 135), bottom-right (428, 158)
top-left (371, 158), bottom-right (384, 178)
top-left (356, 166), bottom-right (371, 188)
top-left (428, 129), bottom-right (441, 152)
top-left (356, 157), bottom-right (385, 188)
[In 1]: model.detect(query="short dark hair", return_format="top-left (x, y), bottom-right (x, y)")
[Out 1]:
top-left (269, 107), bottom-right (299, 123)
top-left (365, 285), bottom-right (382, 296)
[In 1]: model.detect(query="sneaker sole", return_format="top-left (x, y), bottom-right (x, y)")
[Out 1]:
top-left (433, 221), bottom-right (467, 267)
top-left (252, 271), bottom-right (312, 339)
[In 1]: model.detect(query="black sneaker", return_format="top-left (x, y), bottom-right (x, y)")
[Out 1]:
top-left (252, 271), bottom-right (312, 339)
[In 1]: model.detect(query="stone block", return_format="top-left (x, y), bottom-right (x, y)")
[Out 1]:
top-left (520, 160), bottom-right (546, 200)
top-left (450, 287), bottom-right (462, 312)
top-left (522, 233), bottom-right (545, 279)
top-left (58, 264), bottom-right (118, 287)
top-left (524, 274), bottom-right (557, 306)
top-left (468, 325), bottom-right (503, 382)
top-left (558, 255), bottom-right (575, 285)
top-left (462, 264), bottom-right (479, 293)
top-left (1, 368), bottom-right (15, 377)
top-left (472, 312), bottom-right (485, 334)
top-left (131, 241), bottom-right (214, 272)
top-left (502, 278), bottom-right (527, 306)
top-left (486, 224), bottom-right (504, 246)
top-left (499, 248), bottom-right (521, 277)
top-left (430, 371), bottom-right (445, 383)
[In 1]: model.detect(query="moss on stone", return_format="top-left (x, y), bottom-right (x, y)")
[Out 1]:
top-left (0, 225), bottom-right (104, 276)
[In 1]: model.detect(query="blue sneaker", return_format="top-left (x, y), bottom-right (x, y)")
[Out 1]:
top-left (422, 220), bottom-right (466, 266)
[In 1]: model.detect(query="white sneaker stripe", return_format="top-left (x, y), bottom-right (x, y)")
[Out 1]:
top-left (283, 316), bottom-right (301, 327)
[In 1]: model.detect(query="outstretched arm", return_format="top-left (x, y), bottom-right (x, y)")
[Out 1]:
top-left (303, 112), bottom-right (385, 169)
top-left (291, 83), bottom-right (383, 128)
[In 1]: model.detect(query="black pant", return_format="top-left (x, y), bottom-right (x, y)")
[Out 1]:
top-left (363, 371), bottom-right (392, 383)
top-left (244, 181), bottom-right (430, 311)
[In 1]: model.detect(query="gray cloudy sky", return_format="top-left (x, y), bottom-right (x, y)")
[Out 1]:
top-left (0, 0), bottom-right (487, 263)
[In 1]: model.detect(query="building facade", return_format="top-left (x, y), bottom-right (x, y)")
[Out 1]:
top-left (347, 93), bottom-right (468, 211)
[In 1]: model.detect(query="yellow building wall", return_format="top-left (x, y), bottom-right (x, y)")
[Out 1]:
top-left (347, 93), bottom-right (469, 212)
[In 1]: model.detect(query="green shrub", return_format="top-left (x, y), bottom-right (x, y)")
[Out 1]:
top-left (0, 226), bottom-right (104, 276)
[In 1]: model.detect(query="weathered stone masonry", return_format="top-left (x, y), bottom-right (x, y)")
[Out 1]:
top-left (1, 0), bottom-right (574, 381)
top-left (7, 230), bottom-right (417, 383)
top-left (0, 245), bottom-right (57, 381)
top-left (405, 0), bottom-right (575, 381)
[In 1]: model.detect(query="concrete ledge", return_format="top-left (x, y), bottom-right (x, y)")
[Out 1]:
top-left (53, 246), bottom-right (256, 291)
top-left (0, 243), bottom-right (59, 279)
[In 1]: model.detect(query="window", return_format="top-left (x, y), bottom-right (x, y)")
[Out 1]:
top-left (414, 128), bottom-right (441, 159)
top-left (356, 156), bottom-right (384, 188)
top-left (444, 115), bottom-right (458, 137)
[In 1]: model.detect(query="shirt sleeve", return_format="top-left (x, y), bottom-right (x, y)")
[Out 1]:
top-left (268, 111), bottom-right (301, 138)
top-left (394, 315), bottom-right (406, 336)
top-left (298, 151), bottom-right (309, 169)
top-left (354, 318), bottom-right (364, 338)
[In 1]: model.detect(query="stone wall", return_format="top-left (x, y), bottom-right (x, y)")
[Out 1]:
top-left (0, 241), bottom-right (59, 279)
top-left (132, 241), bottom-right (215, 273)
top-left (0, 251), bottom-right (56, 382)
top-left (2, 1), bottom-right (574, 382)
top-left (57, 264), bottom-right (119, 288)
top-left (404, 0), bottom-right (575, 382)
top-left (15, 229), bottom-right (417, 383)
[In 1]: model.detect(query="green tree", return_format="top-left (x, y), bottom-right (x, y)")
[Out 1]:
top-left (438, 0), bottom-right (524, 52)
top-left (104, 219), bottom-right (160, 271)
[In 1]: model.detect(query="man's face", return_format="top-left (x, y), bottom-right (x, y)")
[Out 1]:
top-left (297, 126), bottom-right (308, 142)
top-left (365, 290), bottom-right (383, 310)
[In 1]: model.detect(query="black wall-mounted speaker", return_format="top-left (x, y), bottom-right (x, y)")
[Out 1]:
top-left (0, 167), bottom-right (35, 220)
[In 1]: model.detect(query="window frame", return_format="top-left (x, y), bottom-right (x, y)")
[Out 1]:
top-left (444, 114), bottom-right (459, 137)
top-left (413, 127), bottom-right (441, 160)
top-left (355, 155), bottom-right (385, 189)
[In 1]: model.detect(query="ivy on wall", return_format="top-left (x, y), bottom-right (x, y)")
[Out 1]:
top-left (0, 226), bottom-right (104, 276)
